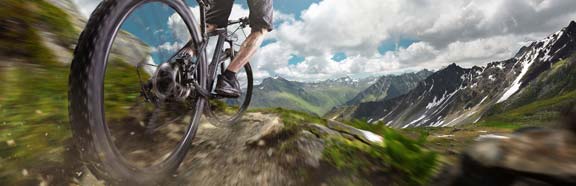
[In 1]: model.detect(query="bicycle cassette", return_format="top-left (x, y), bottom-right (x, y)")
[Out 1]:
top-left (151, 62), bottom-right (191, 101)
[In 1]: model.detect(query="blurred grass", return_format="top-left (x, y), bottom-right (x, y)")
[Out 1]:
top-left (0, 0), bottom-right (75, 183)
top-left (0, 0), bottom-right (144, 184)
top-left (0, 55), bottom-right (147, 184)
top-left (250, 108), bottom-right (439, 185)
top-left (323, 120), bottom-right (438, 185)
top-left (476, 90), bottom-right (576, 129)
top-left (0, 62), bottom-right (72, 184)
top-left (0, 0), bottom-right (77, 61)
top-left (104, 57), bottom-right (148, 120)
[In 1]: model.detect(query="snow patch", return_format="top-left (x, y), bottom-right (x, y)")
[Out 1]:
top-left (358, 129), bottom-right (383, 143)
top-left (476, 134), bottom-right (510, 141)
top-left (470, 82), bottom-right (478, 88)
top-left (496, 36), bottom-right (553, 103)
top-left (435, 135), bottom-right (454, 138)
top-left (408, 115), bottom-right (427, 126)
top-left (473, 116), bottom-right (482, 123)
top-left (478, 96), bottom-right (488, 105)
top-left (426, 91), bottom-right (449, 109)
top-left (488, 75), bottom-right (495, 81)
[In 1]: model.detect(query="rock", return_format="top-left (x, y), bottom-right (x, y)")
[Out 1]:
top-left (434, 127), bottom-right (576, 185)
top-left (267, 148), bottom-right (274, 157)
top-left (6, 139), bottom-right (15, 146)
top-left (307, 123), bottom-right (340, 137)
top-left (289, 131), bottom-right (324, 168)
top-left (257, 140), bottom-right (266, 147)
top-left (246, 117), bottom-right (284, 147)
top-left (474, 134), bottom-right (510, 141)
top-left (326, 120), bottom-right (383, 145)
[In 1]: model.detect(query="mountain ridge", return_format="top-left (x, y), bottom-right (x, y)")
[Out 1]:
top-left (249, 75), bottom-right (379, 115)
top-left (346, 21), bottom-right (576, 128)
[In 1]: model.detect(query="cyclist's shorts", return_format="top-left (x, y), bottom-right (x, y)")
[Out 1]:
top-left (206, 0), bottom-right (274, 31)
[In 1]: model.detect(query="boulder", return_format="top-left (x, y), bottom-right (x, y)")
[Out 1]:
top-left (434, 127), bottom-right (576, 186)
top-left (326, 120), bottom-right (383, 145)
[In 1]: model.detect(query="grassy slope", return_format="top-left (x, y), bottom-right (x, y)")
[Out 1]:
top-left (0, 0), bottom-right (147, 184)
top-left (252, 84), bottom-right (362, 116)
top-left (404, 56), bottom-right (576, 164)
top-left (307, 86), bottom-right (359, 112)
top-left (253, 108), bottom-right (439, 185)
top-left (269, 92), bottom-right (325, 115)
top-left (479, 55), bottom-right (576, 129)
top-left (0, 1), bottom-right (75, 184)
top-left (472, 89), bottom-right (576, 130)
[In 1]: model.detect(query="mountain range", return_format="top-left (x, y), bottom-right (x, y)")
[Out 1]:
top-left (248, 70), bottom-right (435, 116)
top-left (248, 75), bottom-right (378, 115)
top-left (341, 21), bottom-right (576, 128)
top-left (242, 21), bottom-right (576, 129)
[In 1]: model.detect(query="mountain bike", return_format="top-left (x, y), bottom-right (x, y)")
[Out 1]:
top-left (68, 0), bottom-right (252, 184)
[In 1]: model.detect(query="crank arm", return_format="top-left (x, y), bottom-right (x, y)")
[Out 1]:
top-left (190, 81), bottom-right (231, 99)
top-left (191, 80), bottom-right (212, 98)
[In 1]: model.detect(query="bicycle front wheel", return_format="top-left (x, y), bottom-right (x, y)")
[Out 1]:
top-left (68, 0), bottom-right (205, 185)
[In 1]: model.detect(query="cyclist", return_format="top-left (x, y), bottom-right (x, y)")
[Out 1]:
top-left (206, 0), bottom-right (273, 98)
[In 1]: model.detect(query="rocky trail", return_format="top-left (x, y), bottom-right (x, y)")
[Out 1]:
top-left (24, 109), bottom-right (576, 186)
top-left (70, 112), bottom-right (400, 186)
top-left (174, 113), bottom-right (313, 185)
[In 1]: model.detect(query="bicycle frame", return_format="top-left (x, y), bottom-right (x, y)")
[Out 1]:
top-left (207, 29), bottom-right (235, 89)
top-left (175, 0), bottom-right (244, 99)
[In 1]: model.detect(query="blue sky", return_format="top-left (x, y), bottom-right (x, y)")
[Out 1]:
top-left (75, 0), bottom-right (576, 82)
top-left (120, 0), bottom-right (356, 66)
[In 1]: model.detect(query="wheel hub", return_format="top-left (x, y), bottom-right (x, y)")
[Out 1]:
top-left (151, 62), bottom-right (191, 101)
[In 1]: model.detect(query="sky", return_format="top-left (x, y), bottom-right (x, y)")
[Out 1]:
top-left (73, 0), bottom-right (576, 82)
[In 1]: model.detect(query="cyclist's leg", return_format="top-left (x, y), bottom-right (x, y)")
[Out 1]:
top-left (225, 0), bottom-right (273, 72)
top-left (206, 0), bottom-right (234, 32)
top-left (225, 29), bottom-right (267, 72)
top-left (247, 0), bottom-right (273, 32)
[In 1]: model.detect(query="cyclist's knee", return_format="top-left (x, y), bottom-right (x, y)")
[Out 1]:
top-left (207, 23), bottom-right (217, 33)
top-left (250, 28), bottom-right (268, 36)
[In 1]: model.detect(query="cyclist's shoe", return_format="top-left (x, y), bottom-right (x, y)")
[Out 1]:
top-left (215, 75), bottom-right (241, 98)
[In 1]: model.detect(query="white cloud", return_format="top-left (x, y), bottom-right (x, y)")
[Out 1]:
top-left (72, 0), bottom-right (102, 18)
top-left (151, 42), bottom-right (183, 53)
top-left (259, 0), bottom-right (576, 81)
top-left (73, 0), bottom-right (576, 82)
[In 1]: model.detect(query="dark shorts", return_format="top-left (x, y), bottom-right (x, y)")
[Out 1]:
top-left (206, 0), bottom-right (274, 31)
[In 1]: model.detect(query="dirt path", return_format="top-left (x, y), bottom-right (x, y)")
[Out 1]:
top-left (77, 112), bottom-right (322, 186)
top-left (170, 113), bottom-right (299, 185)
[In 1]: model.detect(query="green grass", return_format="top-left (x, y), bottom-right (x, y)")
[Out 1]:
top-left (271, 92), bottom-right (325, 115)
top-left (0, 1), bottom-right (146, 183)
top-left (0, 60), bottom-right (71, 184)
top-left (251, 107), bottom-right (327, 129)
top-left (254, 86), bottom-right (360, 116)
top-left (251, 108), bottom-right (438, 185)
top-left (251, 84), bottom-right (363, 116)
top-left (474, 120), bottom-right (522, 129)
top-left (0, 0), bottom-right (77, 59)
top-left (103, 57), bottom-right (150, 120)
top-left (322, 120), bottom-right (438, 185)
top-left (500, 90), bottom-right (576, 118)
top-left (306, 86), bottom-right (358, 112)
top-left (479, 90), bottom-right (576, 129)
top-left (0, 58), bottom-right (149, 184)
top-left (248, 109), bottom-right (439, 185)
top-left (0, 59), bottom-right (148, 184)
top-left (34, 0), bottom-right (78, 45)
